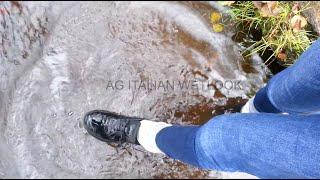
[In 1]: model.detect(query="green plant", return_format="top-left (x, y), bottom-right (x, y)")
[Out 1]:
top-left (227, 1), bottom-right (317, 66)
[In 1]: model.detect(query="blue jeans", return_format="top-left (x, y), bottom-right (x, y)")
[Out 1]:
top-left (156, 39), bottom-right (320, 178)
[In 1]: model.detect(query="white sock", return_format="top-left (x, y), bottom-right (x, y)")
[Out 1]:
top-left (241, 96), bottom-right (290, 115)
top-left (241, 96), bottom-right (259, 113)
top-left (137, 120), bottom-right (172, 154)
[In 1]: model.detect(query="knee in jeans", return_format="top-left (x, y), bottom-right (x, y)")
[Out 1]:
top-left (198, 113), bottom-right (243, 140)
top-left (201, 114), bottom-right (233, 129)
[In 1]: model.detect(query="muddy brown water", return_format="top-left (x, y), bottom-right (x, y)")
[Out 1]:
top-left (0, 1), bottom-right (267, 178)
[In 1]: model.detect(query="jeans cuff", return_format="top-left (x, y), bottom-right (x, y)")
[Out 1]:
top-left (253, 86), bottom-right (282, 113)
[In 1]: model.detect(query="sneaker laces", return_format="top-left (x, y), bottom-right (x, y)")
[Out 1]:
top-left (103, 118), bottom-right (129, 145)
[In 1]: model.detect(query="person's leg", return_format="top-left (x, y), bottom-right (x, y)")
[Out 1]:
top-left (248, 39), bottom-right (320, 114)
top-left (154, 113), bottom-right (320, 178)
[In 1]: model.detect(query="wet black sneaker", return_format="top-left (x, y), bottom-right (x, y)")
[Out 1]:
top-left (83, 110), bottom-right (143, 145)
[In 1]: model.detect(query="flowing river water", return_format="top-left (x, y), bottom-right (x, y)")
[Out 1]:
top-left (0, 1), bottom-right (267, 178)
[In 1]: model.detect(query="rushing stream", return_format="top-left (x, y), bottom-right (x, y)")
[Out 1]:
top-left (0, 1), bottom-right (267, 178)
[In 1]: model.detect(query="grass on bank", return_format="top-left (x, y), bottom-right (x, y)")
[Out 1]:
top-left (219, 1), bottom-right (318, 66)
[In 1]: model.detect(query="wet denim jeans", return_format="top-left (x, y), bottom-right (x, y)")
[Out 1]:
top-left (156, 39), bottom-right (320, 178)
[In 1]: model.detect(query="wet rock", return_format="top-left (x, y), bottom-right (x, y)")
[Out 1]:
top-left (0, 1), bottom-right (49, 65)
top-left (300, 1), bottom-right (320, 35)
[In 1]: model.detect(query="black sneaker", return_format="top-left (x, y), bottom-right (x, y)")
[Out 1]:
top-left (83, 110), bottom-right (143, 145)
